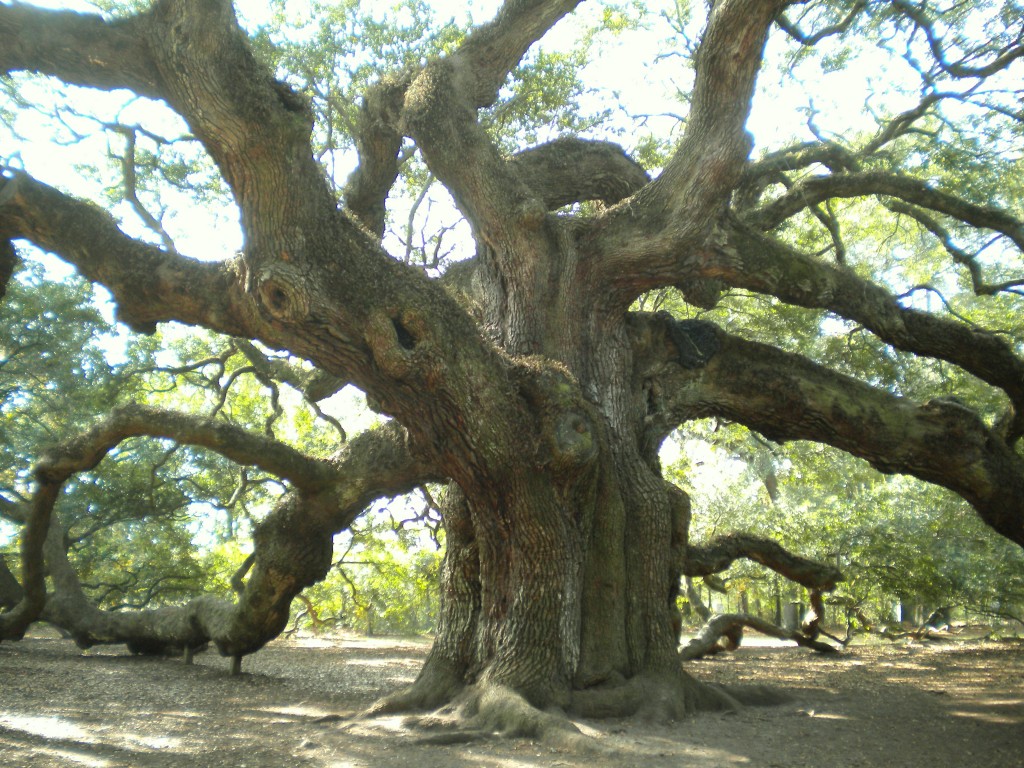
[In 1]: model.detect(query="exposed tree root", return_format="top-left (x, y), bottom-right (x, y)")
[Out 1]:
top-left (366, 654), bottom-right (467, 715)
top-left (360, 662), bottom-right (789, 753)
top-left (373, 682), bottom-right (599, 752)
top-left (569, 669), bottom-right (736, 720)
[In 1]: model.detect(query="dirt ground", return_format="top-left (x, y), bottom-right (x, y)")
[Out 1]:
top-left (1, 626), bottom-right (1022, 768)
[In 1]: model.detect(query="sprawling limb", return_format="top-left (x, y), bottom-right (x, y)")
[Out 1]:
top-left (1, 4), bottom-right (521, 465)
top-left (0, 407), bottom-right (441, 656)
top-left (586, 0), bottom-right (791, 301)
top-left (685, 533), bottom-right (842, 593)
top-left (0, 173), bottom-right (253, 336)
top-left (681, 533), bottom-right (844, 657)
top-left (747, 172), bottom-right (1024, 250)
top-left (0, 3), bottom-right (163, 97)
top-left (680, 613), bottom-right (838, 660)
top-left (698, 219), bottom-right (1024, 442)
top-left (629, 311), bottom-right (1024, 547)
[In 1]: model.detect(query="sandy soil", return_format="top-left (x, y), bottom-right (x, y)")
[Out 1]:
top-left (1, 626), bottom-right (1022, 768)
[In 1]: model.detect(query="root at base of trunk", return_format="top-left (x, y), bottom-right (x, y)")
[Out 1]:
top-left (569, 669), bottom-right (748, 720)
top-left (359, 665), bottom-right (788, 749)
top-left (369, 679), bottom-right (594, 750)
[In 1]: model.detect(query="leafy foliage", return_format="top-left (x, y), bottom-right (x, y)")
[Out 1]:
top-left (1, 0), bottom-right (1022, 645)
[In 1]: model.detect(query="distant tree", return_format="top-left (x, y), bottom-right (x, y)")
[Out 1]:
top-left (1, 0), bottom-right (1023, 737)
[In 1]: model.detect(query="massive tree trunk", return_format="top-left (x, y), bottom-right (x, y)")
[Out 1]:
top-left (2, 0), bottom-right (1024, 735)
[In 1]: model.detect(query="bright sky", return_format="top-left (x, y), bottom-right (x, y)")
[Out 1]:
top-left (0, 0), bottom-right (924, 531)
top-left (2, 0), bottom-right (918, 266)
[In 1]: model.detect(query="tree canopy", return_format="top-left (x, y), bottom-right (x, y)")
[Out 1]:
top-left (1, 0), bottom-right (1022, 736)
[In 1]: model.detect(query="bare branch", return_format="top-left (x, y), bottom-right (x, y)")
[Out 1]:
top-left (344, 0), bottom-right (584, 239)
top-left (748, 171), bottom-right (1024, 252)
top-left (737, 141), bottom-right (861, 208)
top-left (629, 312), bottom-right (1024, 547)
top-left (0, 3), bottom-right (162, 97)
top-left (776, 2), bottom-right (866, 46)
top-left (0, 171), bottom-right (253, 336)
top-left (111, 125), bottom-right (177, 252)
top-left (885, 200), bottom-right (1024, 296)
top-left (231, 339), bottom-right (344, 402)
top-left (685, 533), bottom-right (843, 592)
top-left (36, 403), bottom-right (337, 491)
top-left (892, 0), bottom-right (1024, 80)
top-left (650, 0), bottom-right (789, 218)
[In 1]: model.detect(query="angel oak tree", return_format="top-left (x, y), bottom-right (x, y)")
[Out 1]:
top-left (2, 0), bottom-right (1024, 730)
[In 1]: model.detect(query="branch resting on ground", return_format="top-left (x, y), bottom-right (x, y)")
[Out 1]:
top-left (0, 405), bottom-right (441, 660)
top-left (680, 613), bottom-right (840, 660)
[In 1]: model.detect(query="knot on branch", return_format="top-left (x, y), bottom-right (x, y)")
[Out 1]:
top-left (364, 307), bottom-right (437, 382)
top-left (251, 497), bottom-right (334, 587)
top-left (517, 361), bottom-right (598, 474)
top-left (508, 138), bottom-right (651, 210)
top-left (255, 268), bottom-right (310, 323)
top-left (676, 278), bottom-right (726, 310)
top-left (921, 396), bottom-right (987, 438)
top-left (656, 311), bottom-right (721, 369)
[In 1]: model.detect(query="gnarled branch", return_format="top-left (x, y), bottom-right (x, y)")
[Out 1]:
top-left (0, 172), bottom-right (252, 336)
top-left (680, 613), bottom-right (838, 660)
top-left (585, 0), bottom-right (790, 304)
top-left (685, 533), bottom-right (842, 592)
top-left (748, 171), bottom-right (1024, 252)
top-left (699, 219), bottom-right (1024, 441)
top-left (629, 311), bottom-right (1024, 547)
top-left (1, 405), bottom-right (443, 654)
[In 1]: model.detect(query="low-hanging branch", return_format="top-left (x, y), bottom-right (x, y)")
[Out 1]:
top-left (0, 407), bottom-right (443, 655)
top-left (680, 613), bottom-right (839, 660)
top-left (628, 311), bottom-right (1024, 548)
top-left (699, 220), bottom-right (1024, 440)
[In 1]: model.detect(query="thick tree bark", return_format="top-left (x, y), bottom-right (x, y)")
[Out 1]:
top-left (0, 406), bottom-right (440, 659)
top-left (2, 0), bottom-right (1024, 735)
